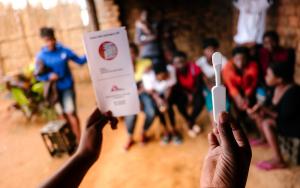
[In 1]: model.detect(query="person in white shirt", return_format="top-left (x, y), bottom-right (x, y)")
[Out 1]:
top-left (142, 62), bottom-right (182, 145)
top-left (196, 38), bottom-right (230, 126)
top-left (233, 0), bottom-right (273, 45)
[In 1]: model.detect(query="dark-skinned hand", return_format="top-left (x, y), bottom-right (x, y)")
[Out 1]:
top-left (201, 112), bottom-right (252, 188)
top-left (76, 108), bottom-right (118, 162)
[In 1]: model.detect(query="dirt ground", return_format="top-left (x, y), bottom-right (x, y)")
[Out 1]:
top-left (0, 82), bottom-right (299, 188)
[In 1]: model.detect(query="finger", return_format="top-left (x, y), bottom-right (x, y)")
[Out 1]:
top-left (208, 132), bottom-right (219, 149)
top-left (217, 112), bottom-right (238, 151)
top-left (105, 111), bottom-right (119, 130)
top-left (86, 108), bottom-right (106, 128)
top-left (231, 122), bottom-right (251, 149)
top-left (213, 127), bottom-right (221, 143)
top-left (110, 117), bottom-right (119, 129)
top-left (93, 117), bottom-right (109, 132)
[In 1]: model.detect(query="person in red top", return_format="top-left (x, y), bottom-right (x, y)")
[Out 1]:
top-left (223, 47), bottom-right (259, 112)
top-left (259, 31), bottom-right (290, 78)
top-left (171, 51), bottom-right (204, 138)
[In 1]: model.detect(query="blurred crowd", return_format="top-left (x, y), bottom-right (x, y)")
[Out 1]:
top-left (127, 8), bottom-right (300, 171)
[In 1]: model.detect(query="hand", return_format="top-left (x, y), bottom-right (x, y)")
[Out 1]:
top-left (187, 93), bottom-right (193, 104)
top-left (156, 98), bottom-right (167, 113)
top-left (38, 109), bottom-right (118, 188)
top-left (201, 112), bottom-right (252, 188)
top-left (154, 96), bottom-right (165, 107)
top-left (203, 76), bottom-right (214, 89)
top-left (246, 103), bottom-right (260, 115)
top-left (235, 95), bottom-right (247, 110)
top-left (49, 73), bottom-right (59, 81)
top-left (76, 108), bottom-right (118, 162)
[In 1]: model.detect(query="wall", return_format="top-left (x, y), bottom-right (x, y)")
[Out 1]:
top-left (116, 0), bottom-right (234, 59)
top-left (0, 3), bottom-right (86, 78)
top-left (275, 0), bottom-right (300, 83)
top-left (0, 0), bottom-right (120, 80)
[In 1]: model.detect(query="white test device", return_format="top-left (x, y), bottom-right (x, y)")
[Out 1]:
top-left (212, 52), bottom-right (226, 124)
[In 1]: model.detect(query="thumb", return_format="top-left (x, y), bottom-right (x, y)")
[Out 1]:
top-left (217, 112), bottom-right (238, 152)
top-left (86, 108), bottom-right (109, 131)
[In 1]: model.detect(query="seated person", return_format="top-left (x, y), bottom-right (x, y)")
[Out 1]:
top-left (172, 51), bottom-right (204, 138)
top-left (39, 110), bottom-right (252, 188)
top-left (252, 31), bottom-right (293, 111)
top-left (142, 62), bottom-right (182, 145)
top-left (250, 62), bottom-right (300, 170)
top-left (196, 38), bottom-right (230, 125)
top-left (223, 47), bottom-right (259, 112)
top-left (4, 72), bottom-right (31, 118)
top-left (124, 44), bottom-right (154, 151)
top-left (259, 31), bottom-right (290, 78)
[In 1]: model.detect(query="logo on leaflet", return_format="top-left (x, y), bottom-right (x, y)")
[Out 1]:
top-left (111, 85), bottom-right (124, 92)
top-left (98, 41), bottom-right (118, 61)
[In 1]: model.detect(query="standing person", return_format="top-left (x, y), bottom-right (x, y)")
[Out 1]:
top-left (124, 43), bottom-right (154, 151)
top-left (135, 8), bottom-right (164, 66)
top-left (172, 51), bottom-right (204, 138)
top-left (196, 38), bottom-right (230, 125)
top-left (142, 62), bottom-right (182, 145)
top-left (35, 27), bottom-right (87, 143)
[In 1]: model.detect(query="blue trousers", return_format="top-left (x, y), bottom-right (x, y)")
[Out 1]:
top-left (125, 93), bottom-right (156, 135)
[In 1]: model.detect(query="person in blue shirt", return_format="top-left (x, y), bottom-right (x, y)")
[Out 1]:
top-left (35, 27), bottom-right (87, 143)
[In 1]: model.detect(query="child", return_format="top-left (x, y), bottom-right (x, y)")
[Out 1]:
top-left (142, 62), bottom-right (182, 145)
top-left (196, 38), bottom-right (230, 125)
top-left (172, 51), bottom-right (204, 138)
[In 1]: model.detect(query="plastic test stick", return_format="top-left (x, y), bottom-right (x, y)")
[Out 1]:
top-left (211, 52), bottom-right (226, 124)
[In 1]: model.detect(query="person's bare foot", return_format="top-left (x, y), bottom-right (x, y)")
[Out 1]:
top-left (249, 138), bottom-right (268, 147)
top-left (256, 159), bottom-right (286, 170)
top-left (124, 139), bottom-right (135, 151)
